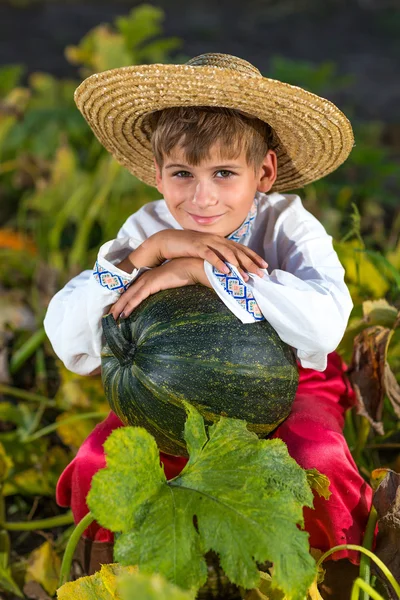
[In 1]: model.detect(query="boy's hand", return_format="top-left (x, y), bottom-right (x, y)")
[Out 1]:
top-left (129, 230), bottom-right (268, 278)
top-left (109, 257), bottom-right (211, 320)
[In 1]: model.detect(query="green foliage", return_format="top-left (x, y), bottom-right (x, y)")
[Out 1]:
top-left (0, 4), bottom-right (177, 281)
top-left (66, 5), bottom-right (182, 77)
top-left (88, 404), bottom-right (316, 600)
top-left (0, 65), bottom-right (24, 98)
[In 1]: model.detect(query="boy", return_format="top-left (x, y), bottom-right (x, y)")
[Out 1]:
top-left (44, 53), bottom-right (371, 596)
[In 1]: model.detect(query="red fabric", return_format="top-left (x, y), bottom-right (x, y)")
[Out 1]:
top-left (56, 352), bottom-right (373, 563)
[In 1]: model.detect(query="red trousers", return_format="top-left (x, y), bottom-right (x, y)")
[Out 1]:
top-left (56, 352), bottom-right (372, 563)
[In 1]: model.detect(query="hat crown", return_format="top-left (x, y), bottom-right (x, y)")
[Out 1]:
top-left (186, 53), bottom-right (261, 77)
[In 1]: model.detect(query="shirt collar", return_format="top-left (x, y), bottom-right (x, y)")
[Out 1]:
top-left (227, 193), bottom-right (259, 245)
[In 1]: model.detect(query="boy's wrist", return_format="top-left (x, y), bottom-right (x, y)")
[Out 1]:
top-left (128, 236), bottom-right (161, 269)
top-left (115, 255), bottom-right (137, 274)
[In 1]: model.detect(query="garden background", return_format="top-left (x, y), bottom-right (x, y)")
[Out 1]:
top-left (0, 0), bottom-right (400, 598)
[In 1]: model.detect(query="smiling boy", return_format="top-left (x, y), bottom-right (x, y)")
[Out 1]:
top-left (44, 54), bottom-right (371, 594)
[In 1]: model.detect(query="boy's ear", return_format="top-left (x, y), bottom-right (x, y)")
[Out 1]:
top-left (257, 150), bottom-right (278, 193)
top-left (154, 158), bottom-right (163, 194)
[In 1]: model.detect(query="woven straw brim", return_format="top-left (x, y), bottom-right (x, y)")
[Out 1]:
top-left (74, 64), bottom-right (354, 192)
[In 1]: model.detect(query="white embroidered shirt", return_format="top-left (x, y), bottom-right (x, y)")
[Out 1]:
top-left (43, 191), bottom-right (353, 376)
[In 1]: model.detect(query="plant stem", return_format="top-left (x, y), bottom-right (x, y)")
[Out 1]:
top-left (0, 383), bottom-right (56, 406)
top-left (22, 411), bottom-right (108, 443)
top-left (317, 544), bottom-right (400, 598)
top-left (1, 511), bottom-right (74, 531)
top-left (9, 328), bottom-right (47, 374)
top-left (59, 512), bottom-right (95, 587)
top-left (0, 485), bottom-right (10, 570)
top-left (359, 505), bottom-right (378, 600)
top-left (353, 416), bottom-right (371, 464)
top-left (351, 578), bottom-right (385, 600)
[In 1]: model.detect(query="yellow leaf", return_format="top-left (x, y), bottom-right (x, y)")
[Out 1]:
top-left (57, 563), bottom-right (137, 600)
top-left (306, 468), bottom-right (331, 500)
top-left (334, 240), bottom-right (389, 300)
top-left (55, 360), bottom-right (107, 411)
top-left (307, 578), bottom-right (324, 600)
top-left (370, 468), bottom-right (391, 491)
top-left (25, 541), bottom-right (61, 596)
top-left (3, 446), bottom-right (69, 496)
top-left (56, 411), bottom-right (106, 451)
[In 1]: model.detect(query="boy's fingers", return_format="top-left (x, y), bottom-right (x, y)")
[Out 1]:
top-left (242, 248), bottom-right (268, 268)
top-left (239, 254), bottom-right (265, 277)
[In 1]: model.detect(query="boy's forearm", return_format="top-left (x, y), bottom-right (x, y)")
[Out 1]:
top-left (115, 236), bottom-right (160, 273)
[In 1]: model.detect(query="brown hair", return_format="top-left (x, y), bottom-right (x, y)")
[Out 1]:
top-left (145, 106), bottom-right (274, 173)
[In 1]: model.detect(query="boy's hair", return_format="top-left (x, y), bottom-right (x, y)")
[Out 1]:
top-left (145, 106), bottom-right (274, 173)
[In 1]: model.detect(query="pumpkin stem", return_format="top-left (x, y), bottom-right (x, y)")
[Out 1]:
top-left (102, 313), bottom-right (136, 366)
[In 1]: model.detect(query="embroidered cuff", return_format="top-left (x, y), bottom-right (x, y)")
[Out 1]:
top-left (204, 261), bottom-right (265, 323)
top-left (92, 236), bottom-right (141, 295)
top-left (93, 260), bottom-right (134, 294)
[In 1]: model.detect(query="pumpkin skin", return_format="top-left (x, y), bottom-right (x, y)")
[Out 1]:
top-left (101, 285), bottom-right (298, 457)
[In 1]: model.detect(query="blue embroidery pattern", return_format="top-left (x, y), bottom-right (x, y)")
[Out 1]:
top-left (228, 201), bottom-right (258, 244)
top-left (93, 260), bottom-right (131, 295)
top-left (213, 267), bottom-right (264, 321)
top-left (213, 198), bottom-right (265, 321)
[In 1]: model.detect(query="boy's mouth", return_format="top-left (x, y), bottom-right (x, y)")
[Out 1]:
top-left (187, 212), bottom-right (225, 225)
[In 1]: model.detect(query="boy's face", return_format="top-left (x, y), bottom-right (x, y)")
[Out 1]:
top-left (154, 142), bottom-right (277, 237)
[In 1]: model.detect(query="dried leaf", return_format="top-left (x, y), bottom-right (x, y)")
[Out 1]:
top-left (372, 469), bottom-right (400, 597)
top-left (25, 541), bottom-right (61, 596)
top-left (371, 468), bottom-right (392, 492)
top-left (306, 469), bottom-right (331, 500)
top-left (23, 580), bottom-right (52, 600)
top-left (348, 325), bottom-right (393, 434)
top-left (362, 300), bottom-right (399, 328)
top-left (383, 364), bottom-right (400, 418)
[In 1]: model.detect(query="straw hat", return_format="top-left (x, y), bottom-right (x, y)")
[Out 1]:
top-left (74, 53), bottom-right (354, 192)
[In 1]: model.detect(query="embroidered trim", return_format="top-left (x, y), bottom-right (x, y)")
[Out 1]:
top-left (228, 200), bottom-right (258, 243)
top-left (93, 261), bottom-right (132, 295)
top-left (213, 266), bottom-right (264, 321)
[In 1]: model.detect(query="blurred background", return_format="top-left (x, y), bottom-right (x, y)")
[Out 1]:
top-left (0, 1), bottom-right (400, 597)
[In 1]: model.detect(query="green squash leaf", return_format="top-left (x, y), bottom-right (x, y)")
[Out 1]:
top-left (88, 427), bottom-right (166, 532)
top-left (88, 408), bottom-right (316, 600)
top-left (118, 571), bottom-right (196, 600)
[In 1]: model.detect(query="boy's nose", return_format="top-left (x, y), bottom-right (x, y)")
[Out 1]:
top-left (191, 180), bottom-right (218, 208)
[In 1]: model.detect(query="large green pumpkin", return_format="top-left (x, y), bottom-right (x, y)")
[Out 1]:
top-left (101, 285), bottom-right (298, 456)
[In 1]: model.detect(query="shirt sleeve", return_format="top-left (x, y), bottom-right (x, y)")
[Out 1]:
top-left (204, 205), bottom-right (353, 372)
top-left (43, 223), bottom-right (145, 376)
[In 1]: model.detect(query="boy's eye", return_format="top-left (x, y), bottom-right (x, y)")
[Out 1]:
top-left (173, 171), bottom-right (192, 177)
top-left (217, 170), bottom-right (234, 178)
top-left (172, 170), bottom-right (235, 178)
